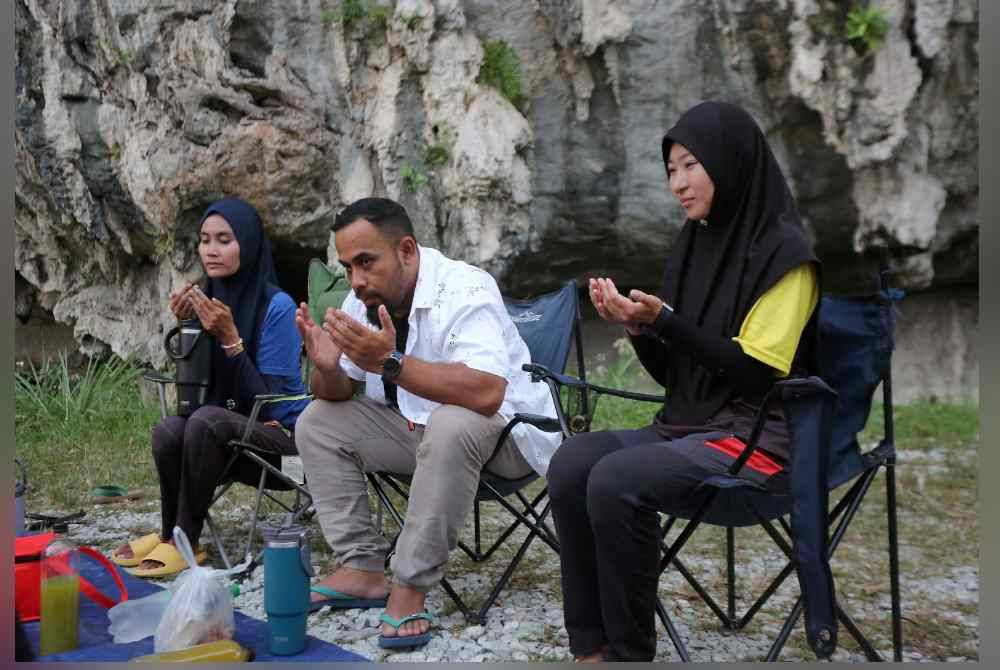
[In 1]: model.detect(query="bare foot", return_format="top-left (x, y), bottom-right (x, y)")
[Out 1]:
top-left (114, 543), bottom-right (134, 560)
top-left (114, 535), bottom-right (165, 560)
top-left (574, 645), bottom-right (609, 662)
top-left (310, 566), bottom-right (390, 604)
top-left (380, 583), bottom-right (430, 640)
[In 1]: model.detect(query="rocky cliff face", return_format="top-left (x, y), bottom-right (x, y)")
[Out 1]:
top-left (15, 0), bottom-right (978, 368)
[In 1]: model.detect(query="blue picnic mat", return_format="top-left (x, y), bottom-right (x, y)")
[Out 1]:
top-left (22, 549), bottom-right (368, 662)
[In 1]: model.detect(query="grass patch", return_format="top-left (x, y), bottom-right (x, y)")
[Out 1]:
top-left (477, 40), bottom-right (524, 109)
top-left (860, 401), bottom-right (978, 451)
top-left (16, 354), bottom-right (161, 510)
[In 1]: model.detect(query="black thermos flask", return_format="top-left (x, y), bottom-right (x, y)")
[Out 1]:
top-left (164, 318), bottom-right (212, 417)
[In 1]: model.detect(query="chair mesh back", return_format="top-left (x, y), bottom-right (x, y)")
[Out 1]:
top-left (503, 281), bottom-right (579, 375)
top-left (817, 288), bottom-right (901, 487)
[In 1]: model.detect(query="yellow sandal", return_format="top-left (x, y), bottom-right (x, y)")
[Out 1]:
top-left (110, 532), bottom-right (162, 568)
top-left (128, 542), bottom-right (207, 578)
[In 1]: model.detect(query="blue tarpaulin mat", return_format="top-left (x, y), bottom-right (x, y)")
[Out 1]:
top-left (21, 548), bottom-right (369, 662)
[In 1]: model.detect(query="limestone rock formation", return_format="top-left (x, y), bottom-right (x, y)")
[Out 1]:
top-left (15, 0), bottom-right (978, 369)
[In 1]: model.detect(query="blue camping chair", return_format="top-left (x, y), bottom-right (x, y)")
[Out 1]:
top-left (366, 280), bottom-right (593, 624)
top-left (525, 266), bottom-right (903, 661)
top-left (647, 267), bottom-right (903, 661)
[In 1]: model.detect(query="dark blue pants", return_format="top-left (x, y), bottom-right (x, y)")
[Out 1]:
top-left (547, 427), bottom-right (774, 661)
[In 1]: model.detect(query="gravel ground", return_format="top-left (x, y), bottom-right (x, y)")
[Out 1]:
top-left (52, 446), bottom-right (978, 663)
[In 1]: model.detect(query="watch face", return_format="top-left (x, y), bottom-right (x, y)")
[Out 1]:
top-left (382, 352), bottom-right (403, 378)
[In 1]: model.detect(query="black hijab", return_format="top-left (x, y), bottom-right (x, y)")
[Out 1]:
top-left (198, 198), bottom-right (280, 410)
top-left (657, 101), bottom-right (819, 424)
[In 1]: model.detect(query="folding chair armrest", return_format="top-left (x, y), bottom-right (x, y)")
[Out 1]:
top-left (512, 413), bottom-right (563, 433)
top-left (521, 363), bottom-right (665, 403)
top-left (143, 371), bottom-right (175, 385)
top-left (142, 371), bottom-right (175, 420)
top-left (727, 376), bottom-right (837, 476)
top-left (242, 393), bottom-right (313, 441)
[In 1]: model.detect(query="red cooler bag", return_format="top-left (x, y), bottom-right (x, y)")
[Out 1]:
top-left (15, 532), bottom-right (128, 622)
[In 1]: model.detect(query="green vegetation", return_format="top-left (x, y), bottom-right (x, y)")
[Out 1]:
top-left (424, 125), bottom-right (455, 169)
top-left (400, 163), bottom-right (428, 192)
top-left (340, 0), bottom-right (368, 31)
top-left (98, 39), bottom-right (135, 69)
top-left (152, 230), bottom-right (175, 260)
top-left (368, 5), bottom-right (391, 34)
top-left (15, 354), bottom-right (160, 509)
top-left (324, 0), bottom-right (391, 42)
top-left (424, 143), bottom-right (451, 168)
top-left (402, 13), bottom-right (423, 30)
top-left (320, 6), bottom-right (339, 27)
top-left (477, 40), bottom-right (524, 109)
top-left (845, 3), bottom-right (889, 56)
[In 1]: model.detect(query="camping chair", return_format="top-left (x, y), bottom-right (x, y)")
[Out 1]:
top-left (643, 265), bottom-right (903, 661)
top-left (365, 280), bottom-right (600, 624)
top-left (142, 259), bottom-right (352, 572)
top-left (142, 373), bottom-right (313, 572)
top-left (524, 266), bottom-right (903, 661)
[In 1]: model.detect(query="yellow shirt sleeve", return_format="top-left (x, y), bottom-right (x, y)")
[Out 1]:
top-left (732, 263), bottom-right (819, 377)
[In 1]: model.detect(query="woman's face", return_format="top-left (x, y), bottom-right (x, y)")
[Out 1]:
top-left (199, 215), bottom-right (241, 278)
top-left (667, 142), bottom-right (715, 221)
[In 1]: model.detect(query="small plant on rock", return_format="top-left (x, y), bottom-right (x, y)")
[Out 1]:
top-left (424, 143), bottom-right (450, 168)
top-left (402, 13), bottom-right (423, 30)
top-left (845, 3), bottom-right (889, 56)
top-left (401, 164), bottom-right (428, 192)
top-left (477, 39), bottom-right (524, 109)
top-left (424, 125), bottom-right (455, 169)
top-left (320, 6), bottom-right (339, 27)
top-left (340, 0), bottom-right (367, 31)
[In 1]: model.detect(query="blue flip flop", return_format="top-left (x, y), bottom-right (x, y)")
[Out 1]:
top-left (377, 611), bottom-right (435, 649)
top-left (308, 585), bottom-right (389, 612)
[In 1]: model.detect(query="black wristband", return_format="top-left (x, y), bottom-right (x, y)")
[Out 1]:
top-left (640, 302), bottom-right (674, 339)
top-left (652, 302), bottom-right (674, 334)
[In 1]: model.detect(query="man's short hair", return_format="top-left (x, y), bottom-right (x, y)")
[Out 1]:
top-left (333, 197), bottom-right (416, 243)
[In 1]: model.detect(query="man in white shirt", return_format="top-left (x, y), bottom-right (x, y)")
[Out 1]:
top-left (294, 197), bottom-right (560, 648)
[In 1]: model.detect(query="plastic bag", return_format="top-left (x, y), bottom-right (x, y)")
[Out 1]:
top-left (108, 589), bottom-right (172, 643)
top-left (153, 527), bottom-right (250, 653)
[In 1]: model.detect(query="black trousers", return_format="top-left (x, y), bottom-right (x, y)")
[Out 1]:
top-left (151, 405), bottom-right (297, 546)
top-left (547, 426), bottom-right (774, 661)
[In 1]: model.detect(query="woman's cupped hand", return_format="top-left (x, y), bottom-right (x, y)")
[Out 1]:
top-left (588, 277), bottom-right (663, 336)
top-left (168, 283), bottom-right (197, 320)
top-left (187, 285), bottom-right (241, 346)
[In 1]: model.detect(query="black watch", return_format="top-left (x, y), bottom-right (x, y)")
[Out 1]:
top-left (381, 351), bottom-right (404, 382)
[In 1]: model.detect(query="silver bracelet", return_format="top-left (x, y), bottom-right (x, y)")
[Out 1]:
top-left (221, 337), bottom-right (244, 350)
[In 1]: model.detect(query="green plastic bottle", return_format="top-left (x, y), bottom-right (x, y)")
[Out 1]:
top-left (39, 538), bottom-right (80, 656)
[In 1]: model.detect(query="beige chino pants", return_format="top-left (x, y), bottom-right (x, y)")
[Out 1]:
top-left (294, 395), bottom-right (534, 591)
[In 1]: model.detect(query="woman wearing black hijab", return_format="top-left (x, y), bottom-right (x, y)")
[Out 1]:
top-left (111, 198), bottom-right (309, 577)
top-left (547, 102), bottom-right (821, 661)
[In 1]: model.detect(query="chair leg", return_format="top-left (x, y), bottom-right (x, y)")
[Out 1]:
top-left (655, 597), bottom-right (691, 661)
top-left (765, 594), bottom-right (803, 661)
top-left (726, 526), bottom-right (736, 625)
top-left (472, 500), bottom-right (554, 623)
top-left (670, 556), bottom-right (731, 628)
top-left (204, 511), bottom-right (232, 570)
top-left (242, 466), bottom-right (269, 565)
top-left (836, 602), bottom-right (885, 661)
top-left (885, 460), bottom-right (904, 661)
top-left (439, 576), bottom-right (477, 623)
